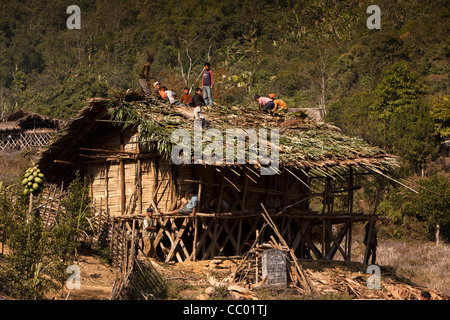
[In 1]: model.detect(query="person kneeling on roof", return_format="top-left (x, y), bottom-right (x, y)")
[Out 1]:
top-left (159, 86), bottom-right (183, 106)
top-left (269, 93), bottom-right (288, 114)
top-left (162, 189), bottom-right (198, 217)
top-left (255, 94), bottom-right (275, 112)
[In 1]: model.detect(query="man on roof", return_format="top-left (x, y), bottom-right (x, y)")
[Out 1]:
top-left (138, 55), bottom-right (154, 98)
top-left (255, 94), bottom-right (275, 112)
top-left (269, 93), bottom-right (288, 114)
top-left (202, 62), bottom-right (214, 109)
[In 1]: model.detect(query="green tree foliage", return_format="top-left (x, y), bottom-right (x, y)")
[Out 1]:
top-left (369, 62), bottom-right (440, 169)
top-left (0, 187), bottom-right (50, 299)
top-left (401, 174), bottom-right (450, 243)
top-left (0, 171), bottom-right (94, 299)
top-left (0, 0), bottom-right (447, 119)
top-left (326, 90), bottom-right (381, 147)
top-left (370, 61), bottom-right (427, 120)
top-left (51, 171), bottom-right (93, 263)
top-left (430, 95), bottom-right (450, 139)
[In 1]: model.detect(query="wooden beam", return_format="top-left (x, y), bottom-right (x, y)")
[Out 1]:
top-left (325, 222), bottom-right (349, 260)
top-left (79, 147), bottom-right (139, 155)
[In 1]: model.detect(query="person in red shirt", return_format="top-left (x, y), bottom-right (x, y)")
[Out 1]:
top-left (202, 62), bottom-right (214, 108)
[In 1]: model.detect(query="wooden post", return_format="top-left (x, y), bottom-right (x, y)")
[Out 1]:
top-left (198, 167), bottom-right (204, 212)
top-left (137, 159), bottom-right (142, 215)
top-left (192, 216), bottom-right (198, 261)
top-left (105, 163), bottom-right (109, 215)
top-left (346, 222), bottom-right (352, 261)
top-left (321, 217), bottom-right (325, 259)
top-left (236, 214), bottom-right (243, 255)
top-left (255, 229), bottom-right (259, 284)
top-left (348, 165), bottom-right (354, 214)
top-left (120, 132), bottom-right (126, 215)
top-left (120, 160), bottom-right (125, 215)
top-left (241, 167), bottom-right (248, 211)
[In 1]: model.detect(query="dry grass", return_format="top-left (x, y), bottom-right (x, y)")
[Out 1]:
top-left (351, 225), bottom-right (450, 296)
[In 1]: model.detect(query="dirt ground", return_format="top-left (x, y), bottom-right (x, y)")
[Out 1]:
top-left (1, 251), bottom-right (448, 300)
top-left (50, 254), bottom-right (120, 300)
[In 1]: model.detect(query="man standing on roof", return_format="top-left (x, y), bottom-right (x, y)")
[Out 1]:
top-left (202, 62), bottom-right (214, 109)
top-left (139, 55), bottom-right (154, 98)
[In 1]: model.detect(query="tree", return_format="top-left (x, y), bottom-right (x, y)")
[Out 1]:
top-left (370, 62), bottom-right (440, 170)
top-left (401, 174), bottom-right (450, 245)
top-left (430, 95), bottom-right (450, 140)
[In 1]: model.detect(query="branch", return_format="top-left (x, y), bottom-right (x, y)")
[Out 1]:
top-left (177, 50), bottom-right (187, 87)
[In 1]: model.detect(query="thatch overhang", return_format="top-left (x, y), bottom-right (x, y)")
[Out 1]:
top-left (0, 110), bottom-right (62, 132)
top-left (37, 91), bottom-right (398, 185)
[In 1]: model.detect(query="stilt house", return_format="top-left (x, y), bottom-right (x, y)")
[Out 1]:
top-left (0, 110), bottom-right (61, 150)
top-left (37, 91), bottom-right (397, 263)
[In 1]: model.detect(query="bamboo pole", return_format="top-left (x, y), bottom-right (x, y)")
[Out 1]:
top-left (120, 160), bottom-right (125, 215)
top-left (347, 223), bottom-right (352, 261)
top-left (137, 159), bottom-right (142, 215)
top-left (192, 216), bottom-right (198, 261)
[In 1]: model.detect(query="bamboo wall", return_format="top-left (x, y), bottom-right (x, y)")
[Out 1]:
top-left (88, 156), bottom-right (310, 217)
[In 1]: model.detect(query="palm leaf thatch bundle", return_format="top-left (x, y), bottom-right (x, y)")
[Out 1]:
top-left (37, 89), bottom-right (398, 183)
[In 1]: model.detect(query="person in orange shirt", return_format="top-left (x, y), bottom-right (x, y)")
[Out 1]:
top-left (154, 82), bottom-right (169, 102)
top-left (180, 87), bottom-right (194, 106)
top-left (269, 93), bottom-right (288, 114)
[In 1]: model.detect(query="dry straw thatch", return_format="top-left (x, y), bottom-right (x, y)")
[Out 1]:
top-left (37, 90), bottom-right (398, 183)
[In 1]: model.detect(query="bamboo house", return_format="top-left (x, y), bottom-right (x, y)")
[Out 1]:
top-left (0, 110), bottom-right (61, 150)
top-left (37, 91), bottom-right (398, 263)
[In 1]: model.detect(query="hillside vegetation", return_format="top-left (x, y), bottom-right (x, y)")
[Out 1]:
top-left (0, 0), bottom-right (449, 242)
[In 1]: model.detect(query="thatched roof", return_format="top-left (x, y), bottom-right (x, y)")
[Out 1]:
top-left (37, 90), bottom-right (398, 183)
top-left (0, 110), bottom-right (62, 132)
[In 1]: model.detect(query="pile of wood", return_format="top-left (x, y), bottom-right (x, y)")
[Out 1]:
top-left (230, 205), bottom-right (314, 293)
top-left (111, 248), bottom-right (167, 300)
top-left (303, 263), bottom-right (449, 300)
top-left (232, 242), bottom-right (293, 287)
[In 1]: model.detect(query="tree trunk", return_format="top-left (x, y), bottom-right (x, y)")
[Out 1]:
top-left (436, 222), bottom-right (440, 246)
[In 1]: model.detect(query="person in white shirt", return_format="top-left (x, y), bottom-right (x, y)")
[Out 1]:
top-left (165, 89), bottom-right (182, 106)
